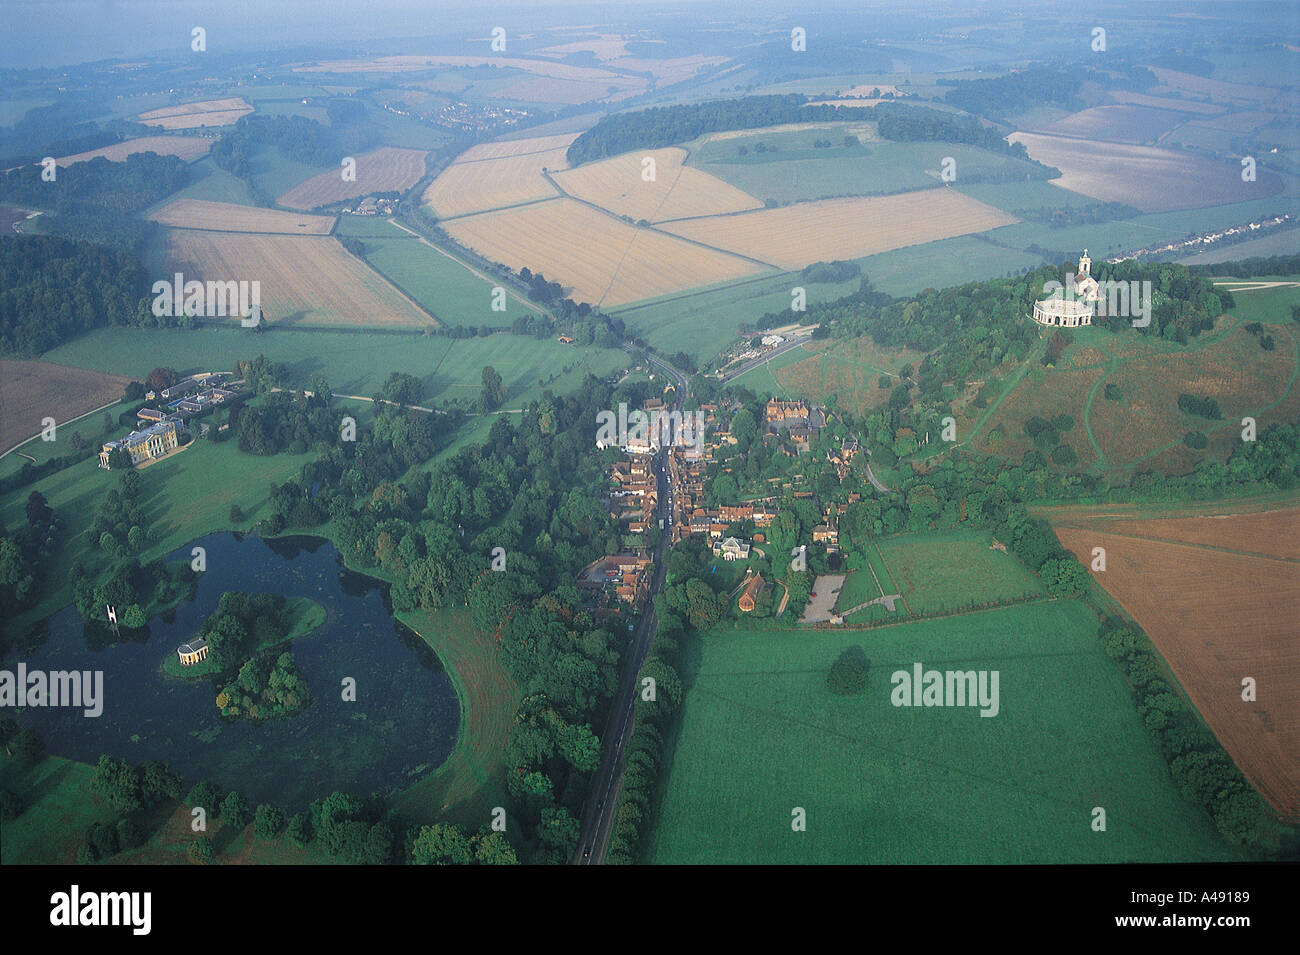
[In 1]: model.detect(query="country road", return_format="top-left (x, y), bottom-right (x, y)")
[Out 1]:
top-left (575, 348), bottom-right (688, 864)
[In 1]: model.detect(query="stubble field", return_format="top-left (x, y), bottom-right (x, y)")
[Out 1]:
top-left (1009, 132), bottom-right (1283, 212)
top-left (553, 147), bottom-right (762, 222)
top-left (660, 190), bottom-right (1018, 269)
top-left (423, 138), bottom-right (572, 218)
top-left (0, 361), bottom-right (129, 455)
top-left (443, 198), bottom-right (765, 306)
top-left (137, 97), bottom-right (254, 129)
top-left (150, 199), bottom-right (335, 234)
top-left (54, 136), bottom-right (212, 166)
top-left (278, 147), bottom-right (428, 210)
top-left (1054, 509), bottom-right (1300, 817)
top-left (164, 230), bottom-right (431, 327)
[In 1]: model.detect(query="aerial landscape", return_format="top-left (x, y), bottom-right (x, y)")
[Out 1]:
top-left (0, 0), bottom-right (1296, 893)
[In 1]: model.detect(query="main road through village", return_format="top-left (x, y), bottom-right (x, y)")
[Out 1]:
top-left (574, 350), bottom-right (688, 864)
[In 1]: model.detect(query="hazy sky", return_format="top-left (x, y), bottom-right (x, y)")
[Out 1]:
top-left (1, 0), bottom-right (736, 69)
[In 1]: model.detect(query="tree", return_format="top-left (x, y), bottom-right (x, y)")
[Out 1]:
top-left (826, 645), bottom-right (871, 695)
top-left (188, 780), bottom-right (222, 815)
top-left (146, 367), bottom-right (179, 393)
top-left (229, 503), bottom-right (245, 522)
top-left (221, 790), bottom-right (251, 830)
top-left (473, 831), bottom-right (519, 865)
top-left (254, 802), bottom-right (285, 839)
top-left (91, 754), bottom-right (141, 811)
top-left (480, 365), bottom-right (506, 411)
top-left (410, 823), bottom-right (474, 865)
top-left (287, 812), bottom-right (311, 846)
top-left (188, 836), bottom-right (214, 865)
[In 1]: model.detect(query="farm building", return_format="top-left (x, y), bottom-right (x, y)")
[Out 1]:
top-left (99, 419), bottom-right (179, 469)
top-left (1032, 250), bottom-right (1099, 327)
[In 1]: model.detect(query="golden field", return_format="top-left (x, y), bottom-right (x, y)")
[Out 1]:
top-left (55, 136), bottom-right (212, 166)
top-left (660, 190), bottom-right (1018, 269)
top-left (278, 147), bottom-right (428, 210)
top-left (164, 231), bottom-right (431, 327)
top-left (553, 147), bottom-right (762, 222)
top-left (443, 198), bottom-right (765, 306)
top-left (150, 199), bottom-right (335, 235)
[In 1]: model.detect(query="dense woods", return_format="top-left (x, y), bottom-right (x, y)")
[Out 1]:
top-left (0, 235), bottom-right (146, 354)
top-left (566, 96), bottom-right (1056, 167)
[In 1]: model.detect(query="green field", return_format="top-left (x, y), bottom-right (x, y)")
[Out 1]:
top-left (334, 218), bottom-right (512, 326)
top-left (154, 157), bottom-right (257, 209)
top-left (693, 137), bottom-right (1050, 206)
top-left (646, 600), bottom-right (1235, 864)
top-left (855, 235), bottom-right (1046, 297)
top-left (248, 148), bottom-right (331, 200)
top-left (39, 326), bottom-right (629, 411)
top-left (611, 271), bottom-right (855, 363)
top-left (869, 529), bottom-right (1045, 615)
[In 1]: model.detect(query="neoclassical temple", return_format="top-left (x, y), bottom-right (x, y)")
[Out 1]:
top-left (176, 638), bottom-right (209, 666)
top-left (1032, 250), bottom-right (1100, 328)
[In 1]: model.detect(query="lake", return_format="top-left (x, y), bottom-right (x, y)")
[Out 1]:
top-left (5, 532), bottom-right (460, 811)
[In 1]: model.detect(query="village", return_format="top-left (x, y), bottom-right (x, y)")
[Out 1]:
top-left (579, 390), bottom-right (859, 620)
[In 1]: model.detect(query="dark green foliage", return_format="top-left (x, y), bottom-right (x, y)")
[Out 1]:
top-left (826, 646), bottom-right (871, 695)
top-left (567, 96), bottom-right (1051, 167)
top-left (0, 152), bottom-right (188, 252)
top-left (254, 802), bottom-right (285, 839)
top-left (187, 780), bottom-right (223, 815)
top-left (221, 790), bottom-right (251, 830)
top-left (1050, 444), bottom-right (1077, 467)
top-left (0, 235), bottom-right (146, 354)
top-left (0, 788), bottom-right (24, 821)
top-left (1178, 393), bottom-right (1223, 420)
top-left (1183, 431), bottom-right (1209, 449)
top-left (115, 817), bottom-right (142, 851)
top-left (801, 260), bottom-right (861, 284)
top-left (187, 836), bottom-right (214, 864)
top-left (1104, 383), bottom-right (1123, 401)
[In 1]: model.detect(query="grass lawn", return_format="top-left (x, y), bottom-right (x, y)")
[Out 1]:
top-left (645, 599), bottom-right (1236, 864)
top-left (868, 528), bottom-right (1046, 616)
top-left (151, 156), bottom-right (257, 209)
top-left (854, 235), bottom-right (1047, 298)
top-left (335, 218), bottom-right (509, 326)
top-left (388, 608), bottom-right (521, 831)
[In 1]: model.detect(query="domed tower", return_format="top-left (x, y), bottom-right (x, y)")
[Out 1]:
top-left (1078, 249), bottom-right (1092, 278)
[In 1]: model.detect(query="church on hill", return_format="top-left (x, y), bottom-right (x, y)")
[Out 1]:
top-left (1032, 250), bottom-right (1100, 328)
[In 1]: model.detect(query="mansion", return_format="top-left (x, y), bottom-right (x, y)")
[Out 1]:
top-left (99, 419), bottom-right (179, 469)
